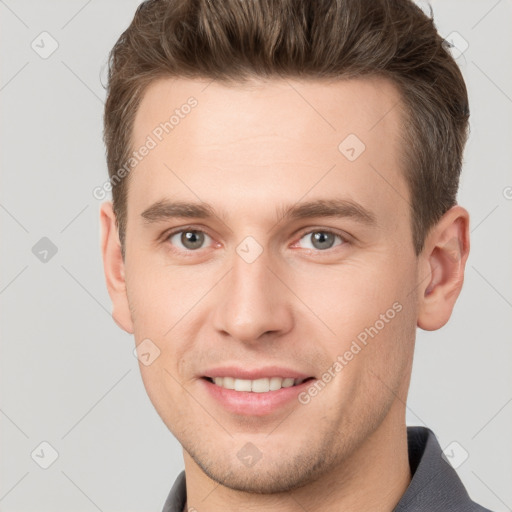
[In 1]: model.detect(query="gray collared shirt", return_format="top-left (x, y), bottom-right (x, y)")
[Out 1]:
top-left (161, 426), bottom-right (494, 512)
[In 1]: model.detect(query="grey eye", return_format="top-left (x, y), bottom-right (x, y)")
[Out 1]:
top-left (169, 230), bottom-right (211, 250)
top-left (298, 230), bottom-right (344, 251)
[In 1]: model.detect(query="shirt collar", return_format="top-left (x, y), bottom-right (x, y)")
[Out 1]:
top-left (392, 426), bottom-right (491, 511)
top-left (161, 426), bottom-right (492, 512)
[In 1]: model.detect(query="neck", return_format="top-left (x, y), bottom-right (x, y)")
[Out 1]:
top-left (182, 408), bottom-right (411, 512)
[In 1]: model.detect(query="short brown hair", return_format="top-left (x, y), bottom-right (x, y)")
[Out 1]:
top-left (103, 0), bottom-right (470, 258)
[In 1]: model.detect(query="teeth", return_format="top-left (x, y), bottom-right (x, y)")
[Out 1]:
top-left (222, 376), bottom-right (235, 389)
top-left (211, 376), bottom-right (305, 392)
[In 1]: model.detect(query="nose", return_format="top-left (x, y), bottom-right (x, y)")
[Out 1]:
top-left (212, 246), bottom-right (294, 344)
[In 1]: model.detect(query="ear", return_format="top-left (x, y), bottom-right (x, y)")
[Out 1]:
top-left (417, 205), bottom-right (470, 331)
top-left (99, 201), bottom-right (134, 334)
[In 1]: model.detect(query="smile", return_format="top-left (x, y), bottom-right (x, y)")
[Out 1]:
top-left (203, 376), bottom-right (314, 392)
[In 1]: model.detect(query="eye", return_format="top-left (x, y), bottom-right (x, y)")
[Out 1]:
top-left (162, 226), bottom-right (348, 254)
top-left (165, 228), bottom-right (213, 251)
top-left (295, 229), bottom-right (347, 251)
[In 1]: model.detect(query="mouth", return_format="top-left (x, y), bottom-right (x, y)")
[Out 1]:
top-left (201, 376), bottom-right (316, 393)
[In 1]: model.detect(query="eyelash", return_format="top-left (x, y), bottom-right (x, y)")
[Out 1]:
top-left (161, 225), bottom-right (349, 254)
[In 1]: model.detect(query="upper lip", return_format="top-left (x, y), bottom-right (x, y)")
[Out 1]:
top-left (202, 366), bottom-right (314, 380)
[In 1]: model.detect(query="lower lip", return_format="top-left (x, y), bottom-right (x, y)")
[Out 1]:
top-left (200, 377), bottom-right (316, 416)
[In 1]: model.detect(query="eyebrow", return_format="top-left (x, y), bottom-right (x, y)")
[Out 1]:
top-left (141, 198), bottom-right (377, 227)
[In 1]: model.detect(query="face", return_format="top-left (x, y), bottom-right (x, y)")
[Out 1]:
top-left (104, 76), bottom-right (423, 492)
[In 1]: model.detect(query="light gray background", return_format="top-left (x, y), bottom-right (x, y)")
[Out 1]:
top-left (1, 1), bottom-right (511, 511)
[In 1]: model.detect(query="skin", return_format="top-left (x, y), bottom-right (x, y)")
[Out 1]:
top-left (100, 76), bottom-right (470, 512)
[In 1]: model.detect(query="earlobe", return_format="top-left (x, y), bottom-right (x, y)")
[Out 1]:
top-left (99, 201), bottom-right (134, 334)
top-left (417, 206), bottom-right (470, 331)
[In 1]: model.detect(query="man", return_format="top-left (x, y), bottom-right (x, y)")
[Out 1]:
top-left (99, 0), bottom-right (493, 511)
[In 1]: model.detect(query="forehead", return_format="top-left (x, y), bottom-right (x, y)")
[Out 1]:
top-left (133, 75), bottom-right (405, 147)
top-left (127, 75), bottom-right (410, 231)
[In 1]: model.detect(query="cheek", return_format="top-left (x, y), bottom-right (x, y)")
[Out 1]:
top-left (137, 362), bottom-right (191, 439)
top-left (352, 292), bottom-right (416, 406)
top-left (292, 258), bottom-right (415, 379)
top-left (126, 261), bottom-right (209, 378)
top-left (125, 256), bottom-right (194, 333)
top-left (290, 259), bottom-right (402, 330)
